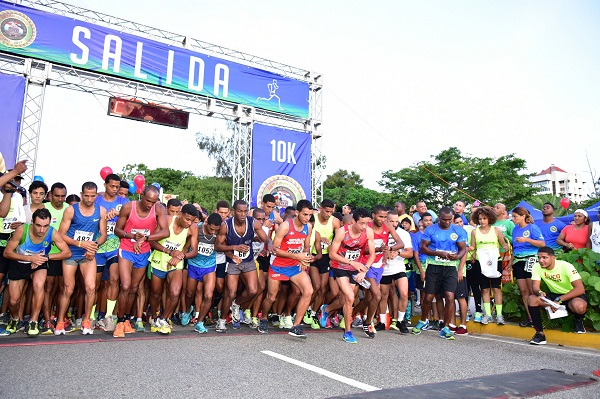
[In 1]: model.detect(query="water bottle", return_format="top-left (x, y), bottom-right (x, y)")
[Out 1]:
top-left (353, 274), bottom-right (371, 289)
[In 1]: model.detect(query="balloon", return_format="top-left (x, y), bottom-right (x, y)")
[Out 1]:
top-left (151, 182), bottom-right (161, 190)
top-left (560, 197), bottom-right (570, 209)
top-left (136, 186), bottom-right (144, 194)
top-left (134, 174), bottom-right (145, 188)
top-left (100, 166), bottom-right (113, 180)
top-left (33, 175), bottom-right (44, 182)
top-left (128, 181), bottom-right (136, 195)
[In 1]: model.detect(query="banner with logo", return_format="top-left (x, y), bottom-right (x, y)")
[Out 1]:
top-left (251, 123), bottom-right (311, 208)
top-left (0, 3), bottom-right (309, 119)
top-left (0, 73), bottom-right (26, 169)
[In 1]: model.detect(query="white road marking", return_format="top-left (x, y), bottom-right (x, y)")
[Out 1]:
top-left (261, 350), bottom-right (381, 391)
top-left (468, 335), bottom-right (600, 357)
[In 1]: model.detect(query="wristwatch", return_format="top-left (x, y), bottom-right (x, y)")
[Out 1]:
top-left (554, 297), bottom-right (563, 304)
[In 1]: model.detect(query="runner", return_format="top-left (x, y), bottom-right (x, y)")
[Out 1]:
top-left (117, 181), bottom-right (130, 199)
top-left (24, 181), bottom-right (48, 223)
top-left (535, 203), bottom-right (566, 253)
top-left (213, 200), bottom-right (231, 323)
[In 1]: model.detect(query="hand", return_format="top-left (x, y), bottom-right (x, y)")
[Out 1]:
top-left (85, 251), bottom-right (95, 261)
top-left (352, 261), bottom-right (367, 273)
top-left (81, 241), bottom-right (98, 253)
top-left (458, 270), bottom-right (464, 282)
top-left (235, 244), bottom-right (250, 253)
top-left (13, 160), bottom-right (28, 175)
top-left (232, 255), bottom-right (242, 265)
top-left (420, 273), bottom-right (425, 282)
top-left (9, 221), bottom-right (23, 230)
top-left (516, 237), bottom-right (527, 243)
top-left (170, 249), bottom-right (185, 260)
top-left (30, 253), bottom-right (48, 267)
top-left (354, 271), bottom-right (366, 283)
top-left (267, 242), bottom-right (276, 254)
top-left (274, 216), bottom-right (283, 224)
top-left (299, 260), bottom-right (310, 271)
top-left (133, 241), bottom-right (142, 254)
top-left (389, 250), bottom-right (398, 259)
top-left (447, 253), bottom-right (459, 261)
top-left (167, 256), bottom-right (179, 268)
top-left (105, 209), bottom-right (119, 220)
top-left (134, 231), bottom-right (147, 241)
top-left (263, 219), bottom-right (274, 229)
top-left (258, 249), bottom-right (269, 257)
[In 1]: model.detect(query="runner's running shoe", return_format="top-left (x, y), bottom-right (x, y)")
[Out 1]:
top-left (194, 321), bottom-right (208, 334)
top-left (440, 326), bottom-right (455, 340)
top-left (289, 325), bottom-right (307, 338)
top-left (411, 319), bottom-right (429, 335)
top-left (343, 331), bottom-right (358, 344)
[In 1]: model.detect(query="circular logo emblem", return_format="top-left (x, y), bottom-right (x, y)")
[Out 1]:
top-left (523, 230), bottom-right (530, 238)
top-left (0, 10), bottom-right (36, 48)
top-left (550, 226), bottom-right (557, 233)
top-left (450, 233), bottom-right (458, 241)
top-left (43, 241), bottom-right (49, 247)
top-left (487, 260), bottom-right (493, 266)
top-left (257, 175), bottom-right (306, 208)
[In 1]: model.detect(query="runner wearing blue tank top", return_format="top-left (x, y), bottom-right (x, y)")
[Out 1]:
top-left (214, 200), bottom-right (273, 333)
top-left (56, 182), bottom-right (107, 336)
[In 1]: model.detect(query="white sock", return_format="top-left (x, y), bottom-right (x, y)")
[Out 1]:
top-left (379, 314), bottom-right (386, 323)
top-left (448, 323), bottom-right (456, 328)
top-left (398, 311), bottom-right (406, 321)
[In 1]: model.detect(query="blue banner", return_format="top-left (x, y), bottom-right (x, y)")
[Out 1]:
top-left (251, 124), bottom-right (311, 208)
top-left (0, 73), bottom-right (25, 170)
top-left (0, 3), bottom-right (309, 118)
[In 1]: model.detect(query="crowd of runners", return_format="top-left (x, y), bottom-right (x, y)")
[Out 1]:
top-left (0, 161), bottom-right (596, 345)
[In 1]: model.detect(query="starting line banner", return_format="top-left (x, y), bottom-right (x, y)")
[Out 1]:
top-left (0, 2), bottom-right (309, 118)
top-left (251, 123), bottom-right (311, 208)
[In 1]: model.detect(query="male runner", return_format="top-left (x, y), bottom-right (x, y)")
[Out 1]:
top-left (535, 203), bottom-right (566, 252)
top-left (117, 181), bottom-right (130, 199)
top-left (213, 200), bottom-right (231, 321)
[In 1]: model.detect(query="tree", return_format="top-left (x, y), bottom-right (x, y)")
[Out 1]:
top-left (175, 175), bottom-right (232, 210)
top-left (195, 121), bottom-right (237, 178)
top-left (324, 169), bottom-right (364, 190)
top-left (324, 186), bottom-right (393, 211)
top-left (378, 147), bottom-right (537, 211)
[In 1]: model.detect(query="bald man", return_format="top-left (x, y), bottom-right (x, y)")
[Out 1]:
top-left (493, 203), bottom-right (514, 242)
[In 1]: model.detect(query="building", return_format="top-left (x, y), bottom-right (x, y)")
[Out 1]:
top-left (530, 165), bottom-right (587, 202)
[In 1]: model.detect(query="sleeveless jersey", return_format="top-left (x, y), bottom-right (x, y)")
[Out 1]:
top-left (330, 225), bottom-right (368, 271)
top-left (474, 226), bottom-right (501, 261)
top-left (188, 222), bottom-right (218, 269)
top-left (44, 203), bottom-right (65, 254)
top-left (370, 222), bottom-right (390, 267)
top-left (312, 215), bottom-right (334, 254)
top-left (16, 224), bottom-right (53, 263)
top-left (119, 201), bottom-right (157, 254)
top-left (95, 195), bottom-right (129, 254)
top-left (225, 216), bottom-right (255, 264)
top-left (272, 219), bottom-right (309, 267)
top-left (66, 203), bottom-right (101, 258)
top-left (0, 192), bottom-right (25, 246)
top-left (150, 217), bottom-right (188, 272)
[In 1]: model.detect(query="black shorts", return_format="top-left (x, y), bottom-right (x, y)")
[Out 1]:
top-left (0, 246), bottom-right (10, 275)
top-left (547, 291), bottom-right (588, 312)
top-left (478, 260), bottom-right (502, 289)
top-left (216, 262), bottom-right (226, 279)
top-left (513, 258), bottom-right (533, 280)
top-left (47, 259), bottom-right (63, 277)
top-left (310, 253), bottom-right (330, 274)
top-left (8, 261), bottom-right (48, 281)
top-left (415, 273), bottom-right (424, 290)
top-left (100, 257), bottom-right (119, 281)
top-left (454, 278), bottom-right (468, 299)
top-left (380, 272), bottom-right (407, 285)
top-left (257, 255), bottom-right (270, 273)
top-left (331, 267), bottom-right (359, 285)
top-left (424, 264), bottom-right (458, 295)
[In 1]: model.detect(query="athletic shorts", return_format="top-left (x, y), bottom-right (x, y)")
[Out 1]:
top-left (257, 256), bottom-right (270, 273)
top-left (415, 273), bottom-right (424, 290)
top-left (479, 260), bottom-right (502, 289)
top-left (227, 261), bottom-right (256, 275)
top-left (152, 267), bottom-right (179, 279)
top-left (0, 246), bottom-right (10, 275)
top-left (380, 271), bottom-right (407, 285)
top-left (513, 258), bottom-right (533, 280)
top-left (547, 291), bottom-right (588, 312)
top-left (424, 264), bottom-right (458, 295)
top-left (310, 253), bottom-right (330, 274)
top-left (119, 249), bottom-right (151, 269)
top-left (64, 258), bottom-right (92, 267)
top-left (216, 262), bottom-right (227, 279)
top-left (454, 278), bottom-right (468, 299)
top-left (47, 259), bottom-right (63, 277)
top-left (100, 256), bottom-right (119, 281)
top-left (365, 266), bottom-right (384, 284)
top-left (407, 271), bottom-right (416, 292)
top-left (8, 261), bottom-right (48, 281)
top-left (269, 265), bottom-right (302, 281)
top-left (96, 250), bottom-right (118, 267)
top-left (188, 265), bottom-right (216, 282)
top-left (331, 267), bottom-right (359, 285)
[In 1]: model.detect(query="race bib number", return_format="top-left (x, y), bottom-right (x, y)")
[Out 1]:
top-left (107, 222), bottom-right (116, 236)
top-left (2, 217), bottom-right (16, 232)
top-left (434, 251), bottom-right (452, 263)
top-left (163, 240), bottom-right (181, 251)
top-left (234, 250), bottom-right (249, 260)
top-left (524, 256), bottom-right (537, 273)
top-left (197, 242), bottom-right (214, 256)
top-left (345, 249), bottom-right (360, 261)
top-left (388, 236), bottom-right (396, 247)
top-left (321, 241), bottom-right (329, 251)
top-left (74, 230), bottom-right (94, 241)
top-left (130, 229), bottom-right (150, 242)
top-left (374, 238), bottom-right (384, 249)
top-left (288, 247), bottom-right (303, 254)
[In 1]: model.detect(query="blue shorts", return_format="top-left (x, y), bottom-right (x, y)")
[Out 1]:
top-left (188, 265), bottom-right (216, 282)
top-left (269, 265), bottom-right (302, 281)
top-left (96, 250), bottom-right (118, 267)
top-left (365, 266), bottom-right (384, 284)
top-left (152, 267), bottom-right (179, 279)
top-left (119, 249), bottom-right (151, 269)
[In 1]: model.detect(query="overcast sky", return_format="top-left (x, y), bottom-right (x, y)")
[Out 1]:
top-left (32, 0), bottom-right (600, 198)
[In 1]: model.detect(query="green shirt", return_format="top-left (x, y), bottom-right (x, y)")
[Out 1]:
top-left (531, 260), bottom-right (581, 295)
top-left (45, 203), bottom-right (65, 254)
top-left (493, 219), bottom-right (514, 243)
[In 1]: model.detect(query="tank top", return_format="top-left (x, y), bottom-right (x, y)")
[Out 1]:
top-left (560, 225), bottom-right (589, 250)
top-left (475, 226), bottom-right (501, 261)
top-left (312, 214), bottom-right (334, 254)
top-left (330, 225), bottom-right (368, 271)
top-left (370, 222), bottom-right (390, 266)
top-left (44, 203), bottom-right (65, 254)
top-left (225, 216), bottom-right (255, 264)
top-left (272, 219), bottom-right (309, 267)
top-left (16, 224), bottom-right (53, 263)
top-left (0, 193), bottom-right (25, 246)
top-left (66, 203), bottom-right (101, 258)
top-left (119, 201), bottom-right (157, 254)
top-left (590, 221), bottom-right (600, 253)
top-left (150, 217), bottom-right (188, 272)
top-left (95, 195), bottom-right (129, 254)
top-left (188, 222), bottom-right (218, 269)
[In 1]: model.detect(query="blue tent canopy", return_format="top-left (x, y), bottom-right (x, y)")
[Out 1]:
top-left (511, 200), bottom-right (543, 221)
top-left (557, 201), bottom-right (600, 223)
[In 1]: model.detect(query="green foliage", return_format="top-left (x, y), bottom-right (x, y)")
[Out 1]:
top-left (324, 169), bottom-right (364, 190)
top-left (501, 282), bottom-right (525, 320)
top-left (324, 186), bottom-right (394, 212)
top-left (378, 147), bottom-right (537, 211)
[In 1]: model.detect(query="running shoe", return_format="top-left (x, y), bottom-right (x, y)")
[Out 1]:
top-left (574, 318), bottom-right (586, 334)
top-left (466, 309), bottom-right (472, 322)
top-left (282, 315), bottom-right (293, 329)
top-left (398, 320), bottom-right (410, 334)
top-left (412, 319), bottom-right (429, 335)
top-left (338, 317), bottom-right (345, 330)
top-left (159, 319), bottom-right (171, 334)
top-left (474, 312), bottom-right (483, 323)
top-left (113, 322), bottom-right (125, 338)
top-left (232, 320), bottom-right (241, 329)
top-left (318, 305), bottom-right (329, 328)
top-left (330, 313), bottom-right (340, 328)
top-left (278, 314), bottom-right (285, 329)
top-left (16, 320), bottom-right (26, 332)
top-left (258, 319), bottom-right (268, 334)
top-left (289, 325), bottom-right (307, 338)
top-left (440, 326), bottom-right (455, 340)
top-left (123, 320), bottom-right (136, 334)
top-left (270, 313), bottom-right (280, 327)
top-left (519, 319), bottom-right (534, 328)
top-left (430, 320), bottom-right (439, 330)
top-left (438, 321), bottom-right (445, 331)
top-left (351, 317), bottom-right (363, 329)
top-left (194, 321), bottom-right (208, 334)
top-left (529, 332), bottom-right (546, 345)
top-left (310, 316), bottom-right (320, 330)
top-left (41, 321), bottom-right (54, 335)
top-left (231, 301), bottom-right (241, 323)
top-left (362, 323), bottom-right (375, 338)
top-left (151, 318), bottom-right (161, 333)
top-left (215, 318), bottom-right (227, 333)
top-left (250, 317), bottom-right (259, 329)
top-left (0, 312), bottom-right (9, 324)
top-left (73, 318), bottom-right (82, 331)
top-left (389, 319), bottom-right (399, 331)
top-left (448, 324), bottom-right (457, 333)
top-left (203, 315), bottom-right (214, 327)
top-left (243, 309), bottom-right (252, 325)
top-left (496, 315), bottom-right (506, 325)
top-left (6, 319), bottom-right (18, 334)
top-left (82, 319), bottom-right (94, 335)
top-left (343, 330), bottom-right (358, 344)
top-left (134, 320), bottom-right (145, 332)
top-left (374, 322), bottom-right (386, 332)
top-left (0, 327), bottom-right (9, 336)
top-left (54, 321), bottom-right (67, 336)
top-left (181, 309), bottom-right (192, 326)
top-left (303, 310), bottom-right (312, 325)
top-left (455, 326), bottom-right (468, 335)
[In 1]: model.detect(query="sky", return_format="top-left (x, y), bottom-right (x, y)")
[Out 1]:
top-left (25, 0), bottom-right (600, 198)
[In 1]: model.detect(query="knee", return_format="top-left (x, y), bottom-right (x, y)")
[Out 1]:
top-left (345, 293), bottom-right (355, 304)
top-left (267, 292), bottom-right (278, 303)
top-left (305, 286), bottom-right (314, 298)
top-left (203, 293), bottom-right (214, 303)
top-left (85, 285), bottom-right (95, 296)
top-left (312, 281), bottom-right (322, 292)
top-left (527, 295), bottom-right (538, 306)
top-left (248, 286), bottom-right (258, 297)
top-left (570, 301), bottom-right (587, 315)
top-left (63, 284), bottom-right (75, 297)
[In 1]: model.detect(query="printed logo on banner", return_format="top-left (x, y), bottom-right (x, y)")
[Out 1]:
top-left (0, 10), bottom-right (36, 48)
top-left (258, 175), bottom-right (306, 209)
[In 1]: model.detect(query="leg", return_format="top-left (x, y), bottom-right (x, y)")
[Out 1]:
top-left (251, 269), bottom-right (268, 317)
top-left (335, 278), bottom-right (355, 332)
top-left (79, 259), bottom-right (98, 320)
top-left (162, 271), bottom-right (183, 320)
top-left (220, 273), bottom-right (240, 320)
top-left (260, 276), bottom-right (281, 320)
top-left (516, 278), bottom-right (531, 319)
top-left (8, 279), bottom-right (25, 320)
top-left (117, 257), bottom-right (133, 319)
top-left (149, 274), bottom-right (165, 319)
top-left (30, 270), bottom-right (47, 323)
top-left (197, 273), bottom-right (216, 321)
top-left (289, 271), bottom-right (314, 327)
top-left (57, 262), bottom-right (77, 323)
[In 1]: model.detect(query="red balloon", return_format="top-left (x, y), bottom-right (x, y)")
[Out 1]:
top-left (136, 186), bottom-right (144, 194)
top-left (560, 197), bottom-right (570, 209)
top-left (133, 174), bottom-right (145, 188)
top-left (100, 166), bottom-right (113, 180)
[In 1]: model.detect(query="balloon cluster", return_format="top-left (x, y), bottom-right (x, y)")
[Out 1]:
top-left (100, 166), bottom-right (147, 195)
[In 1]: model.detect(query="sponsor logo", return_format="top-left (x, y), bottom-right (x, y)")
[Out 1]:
top-left (0, 10), bottom-right (36, 48)
top-left (257, 174), bottom-right (306, 209)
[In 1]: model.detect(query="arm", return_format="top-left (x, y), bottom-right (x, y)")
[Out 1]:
top-left (114, 202), bottom-right (132, 239)
top-left (313, 231), bottom-right (323, 260)
top-left (184, 224), bottom-right (199, 260)
top-left (96, 206), bottom-right (108, 246)
top-left (0, 190), bottom-right (11, 218)
top-left (50, 230), bottom-right (72, 261)
top-left (386, 222), bottom-right (405, 251)
top-left (0, 161), bottom-right (26, 188)
top-left (363, 227), bottom-right (377, 268)
top-left (151, 204), bottom-right (170, 242)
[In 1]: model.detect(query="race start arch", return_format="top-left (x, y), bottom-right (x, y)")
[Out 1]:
top-left (0, 0), bottom-right (324, 206)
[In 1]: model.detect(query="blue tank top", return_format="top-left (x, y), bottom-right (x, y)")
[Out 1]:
top-left (95, 195), bottom-right (129, 254)
top-left (16, 224), bottom-right (53, 262)
top-left (225, 216), bottom-right (255, 264)
top-left (188, 222), bottom-right (218, 269)
top-left (66, 203), bottom-right (101, 258)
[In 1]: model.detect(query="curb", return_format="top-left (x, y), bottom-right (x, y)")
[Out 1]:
top-left (410, 316), bottom-right (600, 350)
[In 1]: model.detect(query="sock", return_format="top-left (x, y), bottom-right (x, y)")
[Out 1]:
top-left (118, 316), bottom-right (126, 323)
top-left (398, 311), bottom-right (406, 321)
top-left (106, 300), bottom-right (117, 317)
top-left (98, 311), bottom-right (106, 320)
top-left (310, 309), bottom-right (316, 317)
top-left (136, 317), bottom-right (142, 322)
top-left (194, 311), bottom-right (199, 318)
top-left (460, 324), bottom-right (466, 328)
top-left (496, 304), bottom-right (503, 316)
top-left (448, 323), bottom-right (456, 328)
top-left (528, 306), bottom-right (543, 332)
top-left (379, 314), bottom-right (386, 323)
top-left (483, 302), bottom-right (492, 316)
top-left (90, 305), bottom-right (96, 320)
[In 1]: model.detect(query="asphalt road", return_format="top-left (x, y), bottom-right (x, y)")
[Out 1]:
top-left (1, 324), bottom-right (598, 399)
